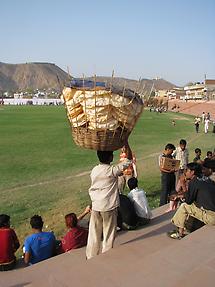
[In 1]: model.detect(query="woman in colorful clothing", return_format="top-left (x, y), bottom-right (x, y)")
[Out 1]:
top-left (60, 206), bottom-right (90, 253)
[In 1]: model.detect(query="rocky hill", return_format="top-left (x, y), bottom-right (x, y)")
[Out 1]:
top-left (0, 62), bottom-right (69, 92)
top-left (0, 62), bottom-right (176, 93)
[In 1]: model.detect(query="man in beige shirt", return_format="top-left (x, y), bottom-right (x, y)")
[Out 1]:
top-left (86, 141), bottom-right (132, 259)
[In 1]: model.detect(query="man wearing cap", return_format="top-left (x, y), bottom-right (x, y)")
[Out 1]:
top-left (168, 160), bottom-right (215, 239)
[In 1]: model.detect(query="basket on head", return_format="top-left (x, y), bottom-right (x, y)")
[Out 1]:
top-left (62, 79), bottom-right (143, 151)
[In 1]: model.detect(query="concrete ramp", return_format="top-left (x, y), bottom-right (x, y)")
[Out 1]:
top-left (1, 206), bottom-right (214, 287)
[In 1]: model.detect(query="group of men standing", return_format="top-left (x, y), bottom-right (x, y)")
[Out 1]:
top-left (159, 139), bottom-right (189, 206)
top-left (194, 111), bottom-right (212, 134)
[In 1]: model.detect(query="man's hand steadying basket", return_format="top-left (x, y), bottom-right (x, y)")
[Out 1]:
top-left (123, 140), bottom-right (132, 160)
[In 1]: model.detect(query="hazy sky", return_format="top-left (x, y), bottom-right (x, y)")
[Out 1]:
top-left (1, 0), bottom-right (214, 86)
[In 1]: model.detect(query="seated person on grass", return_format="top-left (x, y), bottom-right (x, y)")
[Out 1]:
top-left (193, 148), bottom-right (203, 164)
top-left (0, 214), bottom-right (20, 271)
top-left (127, 177), bottom-right (152, 225)
top-left (167, 161), bottom-right (215, 239)
top-left (206, 159), bottom-right (215, 182)
top-left (60, 206), bottom-right (90, 253)
top-left (117, 193), bottom-right (138, 230)
top-left (166, 173), bottom-right (188, 212)
top-left (204, 151), bottom-right (213, 163)
top-left (24, 215), bottom-right (56, 265)
top-left (166, 162), bottom-right (202, 212)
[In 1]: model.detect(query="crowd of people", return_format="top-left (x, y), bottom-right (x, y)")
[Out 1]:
top-left (0, 207), bottom-right (90, 271)
top-left (0, 140), bottom-right (152, 270)
top-left (1, 139), bottom-right (215, 271)
top-left (158, 139), bottom-right (215, 239)
top-left (194, 111), bottom-right (215, 134)
top-left (86, 142), bottom-right (151, 259)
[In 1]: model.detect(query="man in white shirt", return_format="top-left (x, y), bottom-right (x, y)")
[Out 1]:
top-left (204, 117), bottom-right (210, 133)
top-left (201, 112), bottom-right (205, 123)
top-left (194, 116), bottom-right (201, 133)
top-left (127, 177), bottom-right (152, 224)
top-left (86, 141), bottom-right (132, 259)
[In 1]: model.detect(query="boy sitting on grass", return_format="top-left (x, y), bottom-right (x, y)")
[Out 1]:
top-left (24, 215), bottom-right (56, 265)
top-left (127, 177), bottom-right (152, 225)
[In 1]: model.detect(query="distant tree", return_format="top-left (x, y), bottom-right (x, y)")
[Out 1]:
top-left (186, 82), bottom-right (194, 86)
top-left (153, 98), bottom-right (158, 107)
top-left (158, 98), bottom-right (163, 106)
top-left (164, 100), bottom-right (168, 110)
top-left (150, 91), bottom-right (156, 97)
top-left (25, 88), bottom-right (34, 94)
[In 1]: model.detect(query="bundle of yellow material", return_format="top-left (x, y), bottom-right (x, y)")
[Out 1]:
top-left (62, 86), bottom-right (143, 150)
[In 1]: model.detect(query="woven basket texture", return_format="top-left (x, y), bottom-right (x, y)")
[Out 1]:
top-left (63, 85), bottom-right (143, 151)
top-left (72, 127), bottom-right (131, 151)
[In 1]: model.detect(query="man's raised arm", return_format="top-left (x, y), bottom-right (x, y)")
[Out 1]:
top-left (124, 140), bottom-right (132, 160)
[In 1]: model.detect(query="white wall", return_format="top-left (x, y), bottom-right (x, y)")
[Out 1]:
top-left (3, 98), bottom-right (63, 105)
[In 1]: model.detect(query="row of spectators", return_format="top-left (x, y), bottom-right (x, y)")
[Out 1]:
top-left (168, 159), bottom-right (215, 239)
top-left (1, 141), bottom-right (214, 270)
top-left (0, 176), bottom-right (152, 271)
top-left (0, 207), bottom-right (90, 271)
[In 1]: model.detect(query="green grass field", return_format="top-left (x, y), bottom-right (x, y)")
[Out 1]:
top-left (0, 105), bottom-right (214, 253)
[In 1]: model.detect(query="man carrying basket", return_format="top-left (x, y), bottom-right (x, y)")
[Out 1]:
top-left (86, 140), bottom-right (132, 259)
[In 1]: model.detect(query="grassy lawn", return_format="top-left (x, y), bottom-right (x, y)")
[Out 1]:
top-left (0, 106), bottom-right (214, 254)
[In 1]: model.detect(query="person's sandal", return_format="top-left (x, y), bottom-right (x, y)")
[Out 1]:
top-left (167, 230), bottom-right (185, 240)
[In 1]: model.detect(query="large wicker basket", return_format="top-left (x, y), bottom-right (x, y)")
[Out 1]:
top-left (72, 126), bottom-right (131, 151)
top-left (62, 81), bottom-right (143, 151)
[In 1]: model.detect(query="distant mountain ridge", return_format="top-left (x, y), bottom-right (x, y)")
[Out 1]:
top-left (0, 62), bottom-right (176, 93)
top-left (87, 76), bottom-right (176, 95)
top-left (0, 62), bottom-right (69, 92)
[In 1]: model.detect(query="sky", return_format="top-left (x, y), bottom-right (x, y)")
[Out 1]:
top-left (0, 0), bottom-right (214, 86)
